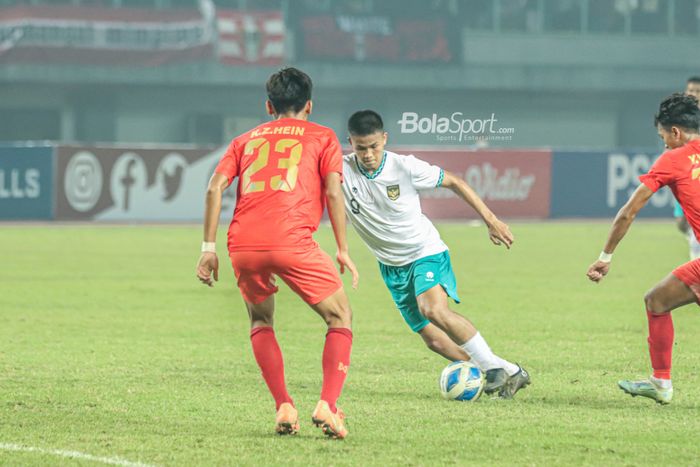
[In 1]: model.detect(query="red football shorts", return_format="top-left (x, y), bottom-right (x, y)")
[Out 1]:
top-left (229, 247), bottom-right (343, 305)
top-left (672, 258), bottom-right (700, 304)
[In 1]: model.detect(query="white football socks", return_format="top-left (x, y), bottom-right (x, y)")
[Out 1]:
top-left (460, 332), bottom-right (520, 376)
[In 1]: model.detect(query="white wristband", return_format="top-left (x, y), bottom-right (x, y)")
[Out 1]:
top-left (201, 242), bottom-right (216, 253)
top-left (598, 251), bottom-right (613, 263)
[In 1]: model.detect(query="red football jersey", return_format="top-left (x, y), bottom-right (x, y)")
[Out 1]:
top-left (640, 139), bottom-right (700, 239)
top-left (215, 118), bottom-right (342, 251)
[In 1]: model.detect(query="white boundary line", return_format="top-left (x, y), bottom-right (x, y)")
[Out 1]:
top-left (0, 443), bottom-right (156, 467)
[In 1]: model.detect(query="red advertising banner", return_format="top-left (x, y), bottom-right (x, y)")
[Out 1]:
top-left (406, 148), bottom-right (552, 219)
top-left (300, 15), bottom-right (453, 63)
top-left (0, 5), bottom-right (212, 66)
top-left (217, 10), bottom-right (284, 66)
top-left (0, 5), bottom-right (284, 66)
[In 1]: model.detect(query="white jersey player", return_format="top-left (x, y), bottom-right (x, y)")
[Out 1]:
top-left (341, 110), bottom-right (530, 398)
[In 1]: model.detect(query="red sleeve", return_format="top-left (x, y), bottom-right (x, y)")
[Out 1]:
top-left (215, 139), bottom-right (240, 185)
top-left (319, 131), bottom-right (343, 180)
top-left (639, 152), bottom-right (676, 193)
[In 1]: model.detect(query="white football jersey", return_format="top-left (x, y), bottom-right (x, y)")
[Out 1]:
top-left (342, 150), bottom-right (448, 266)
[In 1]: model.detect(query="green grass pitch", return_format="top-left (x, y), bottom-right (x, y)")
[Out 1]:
top-left (1, 221), bottom-right (700, 465)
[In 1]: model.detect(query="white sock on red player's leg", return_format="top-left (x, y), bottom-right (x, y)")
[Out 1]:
top-left (460, 332), bottom-right (519, 375)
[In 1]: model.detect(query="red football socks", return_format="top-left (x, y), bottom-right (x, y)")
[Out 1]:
top-left (320, 328), bottom-right (353, 413)
top-left (250, 326), bottom-right (352, 412)
top-left (250, 326), bottom-right (293, 410)
top-left (647, 311), bottom-right (674, 380)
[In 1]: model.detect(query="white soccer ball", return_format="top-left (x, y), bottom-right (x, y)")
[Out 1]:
top-left (439, 361), bottom-right (484, 401)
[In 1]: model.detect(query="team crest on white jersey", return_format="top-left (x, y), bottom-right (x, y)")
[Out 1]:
top-left (387, 184), bottom-right (400, 201)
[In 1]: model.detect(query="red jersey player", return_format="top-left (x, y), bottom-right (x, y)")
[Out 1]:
top-left (587, 93), bottom-right (700, 404)
top-left (196, 67), bottom-right (359, 438)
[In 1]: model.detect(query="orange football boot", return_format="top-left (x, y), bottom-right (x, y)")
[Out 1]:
top-left (275, 402), bottom-right (299, 435)
top-left (311, 400), bottom-right (348, 439)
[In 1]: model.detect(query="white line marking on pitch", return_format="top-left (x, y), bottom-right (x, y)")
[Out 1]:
top-left (0, 443), bottom-right (156, 467)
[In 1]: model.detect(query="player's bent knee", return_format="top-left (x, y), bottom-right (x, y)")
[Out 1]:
top-left (425, 339), bottom-right (444, 353)
top-left (337, 304), bottom-right (353, 326)
top-left (312, 290), bottom-right (352, 328)
top-left (250, 318), bottom-right (274, 328)
top-left (248, 312), bottom-right (274, 327)
top-left (644, 291), bottom-right (669, 315)
top-left (323, 305), bottom-right (352, 328)
top-left (249, 315), bottom-right (274, 327)
top-left (420, 304), bottom-right (448, 323)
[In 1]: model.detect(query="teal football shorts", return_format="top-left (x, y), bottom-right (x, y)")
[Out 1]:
top-left (379, 250), bottom-right (461, 332)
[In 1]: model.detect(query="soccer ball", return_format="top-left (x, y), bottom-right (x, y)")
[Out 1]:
top-left (439, 361), bottom-right (484, 401)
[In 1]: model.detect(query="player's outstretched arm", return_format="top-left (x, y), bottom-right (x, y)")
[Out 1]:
top-left (324, 172), bottom-right (359, 289)
top-left (440, 170), bottom-right (514, 249)
top-left (586, 184), bottom-right (653, 283)
top-left (196, 172), bottom-right (229, 287)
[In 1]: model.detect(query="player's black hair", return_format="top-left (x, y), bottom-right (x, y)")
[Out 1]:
top-left (654, 93), bottom-right (700, 132)
top-left (265, 67), bottom-right (312, 115)
top-left (687, 76), bottom-right (700, 84)
top-left (348, 110), bottom-right (384, 136)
